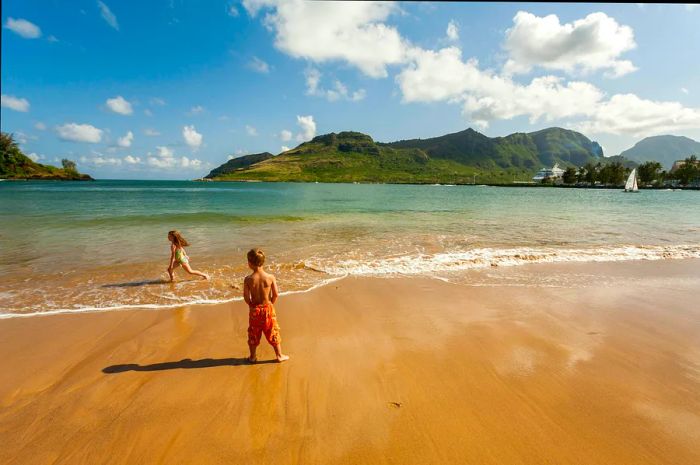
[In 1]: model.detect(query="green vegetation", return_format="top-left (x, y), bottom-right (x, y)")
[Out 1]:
top-left (619, 135), bottom-right (700, 169)
top-left (204, 152), bottom-right (274, 178)
top-left (209, 128), bottom-right (603, 184)
top-left (673, 155), bottom-right (700, 186)
top-left (0, 132), bottom-right (92, 180)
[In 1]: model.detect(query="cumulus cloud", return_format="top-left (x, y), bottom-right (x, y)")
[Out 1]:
top-left (246, 125), bottom-right (258, 136)
top-left (681, 87), bottom-right (689, 95)
top-left (97, 1), bottom-right (119, 30)
top-left (56, 123), bottom-right (103, 143)
top-left (295, 115), bottom-right (316, 141)
top-left (147, 146), bottom-right (202, 169)
top-left (105, 96), bottom-right (133, 115)
top-left (34, 122), bottom-right (47, 130)
top-left (574, 94), bottom-right (700, 136)
top-left (1, 94), bottom-right (30, 112)
top-left (4, 18), bottom-right (41, 39)
top-left (503, 11), bottom-right (637, 78)
top-left (124, 155), bottom-right (141, 164)
top-left (144, 128), bottom-right (160, 136)
top-left (446, 20), bottom-right (459, 41)
top-left (243, 0), bottom-right (407, 78)
top-left (182, 125), bottom-right (203, 150)
top-left (81, 152), bottom-right (122, 166)
top-left (228, 2), bottom-right (240, 17)
top-left (188, 105), bottom-right (205, 115)
top-left (27, 153), bottom-right (43, 162)
top-left (117, 130), bottom-right (134, 148)
top-left (279, 129), bottom-right (292, 141)
top-left (247, 56), bottom-right (271, 73)
top-left (281, 145), bottom-right (290, 152)
top-left (304, 68), bottom-right (366, 102)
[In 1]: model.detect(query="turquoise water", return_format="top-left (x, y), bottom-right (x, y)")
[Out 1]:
top-left (1, 180), bottom-right (699, 315)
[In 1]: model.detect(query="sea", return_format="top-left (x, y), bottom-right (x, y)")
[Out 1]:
top-left (1, 180), bottom-right (699, 317)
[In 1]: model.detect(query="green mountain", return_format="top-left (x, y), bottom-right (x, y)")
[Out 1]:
top-left (0, 132), bottom-right (92, 180)
top-left (204, 152), bottom-right (274, 178)
top-left (619, 135), bottom-right (700, 169)
top-left (208, 127), bottom-right (604, 184)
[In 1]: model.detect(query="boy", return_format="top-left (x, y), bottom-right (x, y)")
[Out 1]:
top-left (243, 248), bottom-right (290, 363)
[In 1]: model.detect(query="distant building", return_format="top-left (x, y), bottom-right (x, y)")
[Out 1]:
top-left (532, 163), bottom-right (565, 182)
top-left (670, 158), bottom-right (699, 172)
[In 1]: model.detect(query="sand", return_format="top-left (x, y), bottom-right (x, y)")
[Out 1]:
top-left (1, 259), bottom-right (699, 465)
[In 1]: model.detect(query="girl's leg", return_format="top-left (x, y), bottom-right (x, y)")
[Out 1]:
top-left (168, 262), bottom-right (180, 282)
top-left (181, 262), bottom-right (210, 280)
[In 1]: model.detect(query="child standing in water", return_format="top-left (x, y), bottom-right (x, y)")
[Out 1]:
top-left (167, 230), bottom-right (209, 281)
top-left (243, 248), bottom-right (289, 363)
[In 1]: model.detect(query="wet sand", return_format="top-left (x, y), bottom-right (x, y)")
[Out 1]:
top-left (1, 260), bottom-right (699, 465)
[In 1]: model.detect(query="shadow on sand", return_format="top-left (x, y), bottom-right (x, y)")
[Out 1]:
top-left (102, 279), bottom-right (170, 288)
top-left (103, 357), bottom-right (277, 373)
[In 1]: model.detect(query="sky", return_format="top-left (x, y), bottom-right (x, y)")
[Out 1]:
top-left (2, 1), bottom-right (700, 180)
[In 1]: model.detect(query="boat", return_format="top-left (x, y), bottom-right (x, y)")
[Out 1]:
top-left (624, 168), bottom-right (639, 192)
top-left (532, 163), bottom-right (565, 182)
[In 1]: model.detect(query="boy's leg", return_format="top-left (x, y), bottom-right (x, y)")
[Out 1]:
top-left (263, 314), bottom-right (289, 362)
top-left (248, 320), bottom-right (262, 363)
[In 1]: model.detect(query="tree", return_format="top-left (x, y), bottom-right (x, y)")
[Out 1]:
top-left (562, 166), bottom-right (577, 184)
top-left (637, 161), bottom-right (662, 185)
top-left (581, 162), bottom-right (597, 185)
top-left (61, 159), bottom-right (77, 172)
top-left (674, 155), bottom-right (700, 185)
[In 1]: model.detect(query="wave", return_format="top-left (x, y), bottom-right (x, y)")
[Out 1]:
top-left (309, 244), bottom-right (700, 276)
top-left (72, 212), bottom-right (310, 226)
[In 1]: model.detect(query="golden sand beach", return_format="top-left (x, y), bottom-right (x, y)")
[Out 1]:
top-left (1, 259), bottom-right (699, 465)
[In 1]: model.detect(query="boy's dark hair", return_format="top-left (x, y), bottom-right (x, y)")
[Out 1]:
top-left (247, 248), bottom-right (265, 267)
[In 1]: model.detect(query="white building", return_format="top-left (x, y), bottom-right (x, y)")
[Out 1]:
top-left (532, 163), bottom-right (565, 182)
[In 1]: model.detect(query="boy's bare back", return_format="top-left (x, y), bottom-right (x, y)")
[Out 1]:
top-left (244, 270), bottom-right (278, 307)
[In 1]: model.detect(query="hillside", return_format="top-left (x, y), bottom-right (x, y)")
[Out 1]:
top-left (619, 135), bottom-right (700, 169)
top-left (0, 132), bottom-right (92, 180)
top-left (208, 127), bottom-right (604, 184)
top-left (204, 152), bottom-right (274, 178)
top-left (208, 131), bottom-right (516, 183)
top-left (386, 127), bottom-right (603, 170)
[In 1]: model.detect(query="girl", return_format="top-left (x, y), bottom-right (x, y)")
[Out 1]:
top-left (167, 230), bottom-right (209, 281)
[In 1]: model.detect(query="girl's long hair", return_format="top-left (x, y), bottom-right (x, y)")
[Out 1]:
top-left (168, 230), bottom-right (190, 247)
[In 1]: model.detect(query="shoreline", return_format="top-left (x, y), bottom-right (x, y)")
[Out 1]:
top-left (1, 260), bottom-right (699, 464)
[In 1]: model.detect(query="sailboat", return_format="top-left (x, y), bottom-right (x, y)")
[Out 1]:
top-left (624, 168), bottom-right (639, 192)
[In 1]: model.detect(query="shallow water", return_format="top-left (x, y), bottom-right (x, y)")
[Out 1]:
top-left (1, 180), bottom-right (699, 315)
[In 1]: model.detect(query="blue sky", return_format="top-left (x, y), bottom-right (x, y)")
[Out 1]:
top-left (2, 1), bottom-right (699, 179)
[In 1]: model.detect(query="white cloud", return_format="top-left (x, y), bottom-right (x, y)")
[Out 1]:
top-left (147, 146), bottom-right (202, 169)
top-left (27, 153), bottom-right (43, 162)
top-left (1, 94), bottom-right (30, 112)
top-left (228, 2), bottom-right (240, 16)
top-left (47, 35), bottom-right (59, 43)
top-left (117, 130), bottom-right (134, 148)
top-left (503, 11), bottom-right (637, 78)
top-left (446, 20), bottom-right (459, 41)
top-left (304, 68), bottom-right (366, 102)
top-left (281, 145), bottom-right (290, 152)
top-left (123, 155), bottom-right (141, 164)
top-left (280, 129), bottom-right (292, 141)
top-left (56, 123), bottom-right (103, 143)
top-left (144, 109), bottom-right (153, 116)
top-left (97, 1), bottom-right (119, 30)
top-left (105, 96), bottom-right (133, 115)
top-left (188, 105), bottom-right (205, 115)
top-left (246, 125), bottom-right (258, 136)
top-left (681, 87), bottom-right (689, 95)
top-left (144, 128), bottom-right (161, 136)
top-left (295, 115), bottom-right (316, 141)
top-left (4, 18), bottom-right (41, 39)
top-left (34, 122), bottom-right (47, 130)
top-left (243, 0), bottom-right (407, 78)
top-left (575, 94), bottom-right (700, 137)
top-left (81, 152), bottom-right (122, 166)
top-left (182, 125), bottom-right (203, 150)
top-left (247, 56), bottom-right (271, 73)
top-left (149, 97), bottom-right (166, 106)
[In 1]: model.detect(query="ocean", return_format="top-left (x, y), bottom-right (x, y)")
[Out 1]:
top-left (1, 180), bottom-right (699, 316)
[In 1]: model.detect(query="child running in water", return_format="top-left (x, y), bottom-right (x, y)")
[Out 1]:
top-left (167, 230), bottom-right (209, 281)
top-left (243, 248), bottom-right (289, 363)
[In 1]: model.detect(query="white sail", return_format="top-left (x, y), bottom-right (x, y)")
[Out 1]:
top-left (625, 168), bottom-right (638, 192)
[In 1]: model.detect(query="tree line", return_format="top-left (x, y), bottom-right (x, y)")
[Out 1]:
top-left (557, 155), bottom-right (699, 187)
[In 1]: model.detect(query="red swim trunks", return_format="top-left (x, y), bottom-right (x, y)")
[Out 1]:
top-left (247, 303), bottom-right (281, 347)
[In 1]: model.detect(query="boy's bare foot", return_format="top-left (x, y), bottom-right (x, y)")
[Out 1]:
top-left (276, 354), bottom-right (290, 363)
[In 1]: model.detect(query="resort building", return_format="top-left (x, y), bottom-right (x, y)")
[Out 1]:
top-left (670, 158), bottom-right (699, 172)
top-left (532, 163), bottom-right (565, 182)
